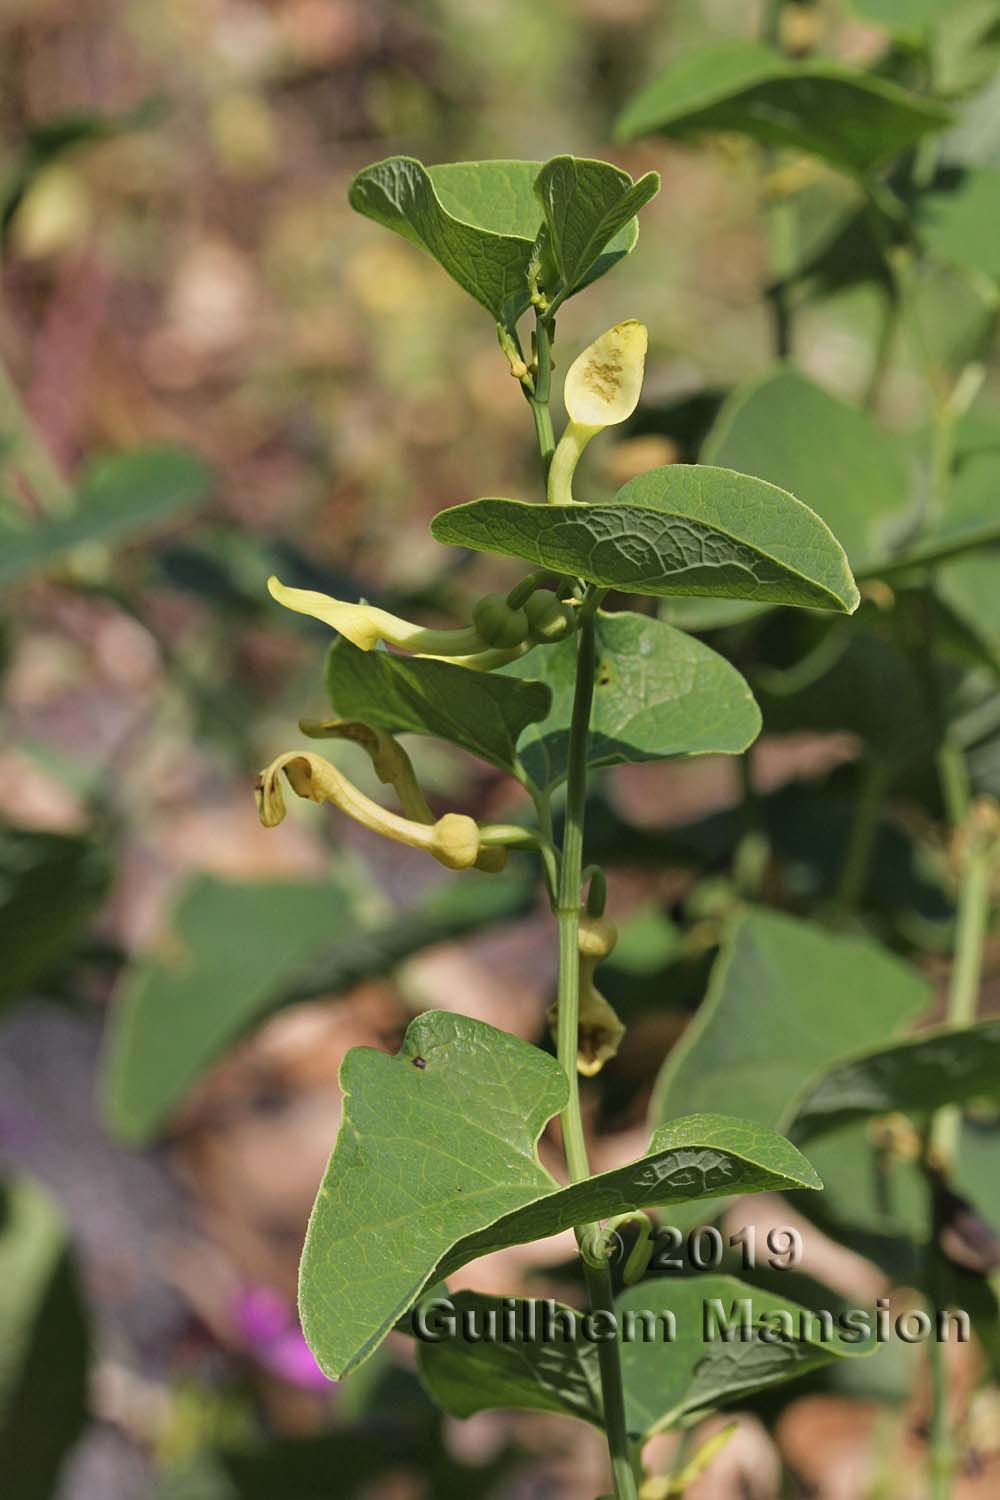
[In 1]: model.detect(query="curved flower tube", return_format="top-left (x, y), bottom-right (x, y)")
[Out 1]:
top-left (267, 576), bottom-right (484, 656)
top-left (297, 717), bottom-right (507, 872)
top-left (547, 320), bottom-right (648, 505)
top-left (256, 749), bottom-right (485, 870)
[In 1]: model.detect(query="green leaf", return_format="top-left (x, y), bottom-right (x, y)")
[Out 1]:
top-left (501, 609), bottom-right (761, 790)
top-left (0, 446), bottom-right (213, 587)
top-left (653, 909), bottom-right (928, 1129)
top-left (0, 825), bottom-right (111, 1015)
top-left (650, 910), bottom-right (929, 1227)
top-left (792, 1018), bottom-right (1000, 1139)
top-left (887, 450), bottom-right (1000, 571)
top-left (615, 42), bottom-right (949, 173)
top-left (534, 155), bottom-right (659, 294)
top-left (848, 0), bottom-right (964, 30)
top-left (431, 467), bottom-right (859, 612)
top-left (348, 156), bottom-right (650, 325)
top-left (919, 166), bottom-right (1000, 280)
top-left (417, 1278), bottom-right (868, 1439)
top-left (618, 1277), bottom-right (870, 1436)
top-left (101, 874), bottom-right (361, 1145)
top-left (0, 1177), bottom-right (90, 1500)
top-left (416, 1290), bottom-right (603, 1428)
top-left (300, 1009), bottom-right (821, 1379)
top-left (702, 369), bottom-right (912, 574)
top-left (325, 636), bottom-right (551, 774)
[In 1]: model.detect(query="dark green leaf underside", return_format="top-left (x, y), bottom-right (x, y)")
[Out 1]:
top-left (325, 636), bottom-right (552, 773)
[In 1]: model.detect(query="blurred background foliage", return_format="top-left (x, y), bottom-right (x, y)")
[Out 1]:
top-left (4, 0), bottom-right (1000, 1496)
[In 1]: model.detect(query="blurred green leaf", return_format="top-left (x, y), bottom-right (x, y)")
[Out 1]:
top-left (325, 636), bottom-right (551, 773)
top-left (300, 1008), bottom-right (821, 1378)
top-left (432, 468), bottom-right (860, 612)
top-left (0, 446), bottom-right (213, 587)
top-left (616, 42), bottom-right (948, 173)
top-left (102, 874), bottom-right (360, 1145)
top-left (793, 1018), bottom-right (1000, 1138)
top-left (918, 166), bottom-right (1000, 279)
top-left (502, 610), bottom-right (760, 790)
top-left (848, 0), bottom-right (965, 31)
top-left (0, 1177), bottom-right (89, 1500)
top-left (0, 825), bottom-right (111, 1014)
top-left (703, 368), bottom-right (912, 574)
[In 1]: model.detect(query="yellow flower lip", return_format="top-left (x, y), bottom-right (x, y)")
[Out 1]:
top-left (563, 319), bottom-right (647, 431)
top-left (267, 576), bottom-right (483, 656)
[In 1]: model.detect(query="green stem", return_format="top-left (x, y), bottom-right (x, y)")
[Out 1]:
top-left (556, 598), bottom-right (597, 1187)
top-left (582, 1257), bottom-right (640, 1500)
top-left (833, 760), bottom-right (889, 915)
top-left (523, 339), bottom-right (636, 1500)
top-left (931, 837), bottom-right (991, 1167)
top-left (0, 354), bottom-right (73, 515)
top-left (528, 317), bottom-right (556, 478)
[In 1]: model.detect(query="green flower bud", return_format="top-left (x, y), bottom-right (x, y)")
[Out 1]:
top-left (524, 589), bottom-right (577, 643)
top-left (472, 592), bottom-right (529, 648)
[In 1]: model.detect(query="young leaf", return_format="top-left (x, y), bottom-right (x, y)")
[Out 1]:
top-left (502, 610), bottom-right (761, 790)
top-left (101, 874), bottom-right (363, 1145)
top-left (702, 369), bottom-right (913, 575)
top-left (615, 42), bottom-right (949, 174)
top-left (0, 446), bottom-right (214, 587)
top-left (299, 1010), bottom-right (821, 1379)
top-left (534, 156), bottom-right (659, 294)
top-left (0, 1177), bottom-right (89, 1500)
top-left (792, 1018), bottom-right (1000, 1139)
top-left (325, 636), bottom-right (551, 774)
top-left (431, 467), bottom-right (860, 612)
top-left (348, 156), bottom-right (650, 325)
top-left (417, 1278), bottom-right (868, 1439)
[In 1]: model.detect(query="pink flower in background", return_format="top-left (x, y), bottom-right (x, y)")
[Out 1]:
top-left (235, 1285), bottom-right (332, 1392)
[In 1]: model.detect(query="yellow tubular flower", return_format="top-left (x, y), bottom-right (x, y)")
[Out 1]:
top-left (547, 320), bottom-right (648, 505)
top-left (267, 576), bottom-right (484, 656)
top-left (255, 750), bottom-right (484, 870)
top-left (547, 915), bottom-right (626, 1076)
top-left (297, 717), bottom-right (506, 872)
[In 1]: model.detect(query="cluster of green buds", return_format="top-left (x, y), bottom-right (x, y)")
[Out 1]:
top-left (548, 913), bottom-right (625, 1077)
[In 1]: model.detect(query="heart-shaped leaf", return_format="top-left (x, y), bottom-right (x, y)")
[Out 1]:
top-left (702, 369), bottom-right (913, 575)
top-left (416, 1278), bottom-right (868, 1438)
top-left (501, 610), bottom-right (761, 790)
top-left (299, 1010), bottom-right (821, 1378)
top-left (102, 875), bottom-right (364, 1145)
top-left (534, 155), bottom-right (659, 294)
top-left (348, 156), bottom-right (650, 325)
top-left (792, 1018), bottom-right (1000, 1139)
top-left (431, 467), bottom-right (859, 612)
top-left (324, 637), bottom-right (552, 774)
top-left (616, 41), bottom-right (949, 174)
top-left (0, 446), bottom-right (213, 587)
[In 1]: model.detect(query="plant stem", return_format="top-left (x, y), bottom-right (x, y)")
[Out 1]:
top-left (556, 597), bottom-right (597, 1186)
top-left (522, 338), bottom-right (636, 1500)
top-left (529, 316), bottom-right (556, 477)
top-left (833, 759), bottom-right (889, 916)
